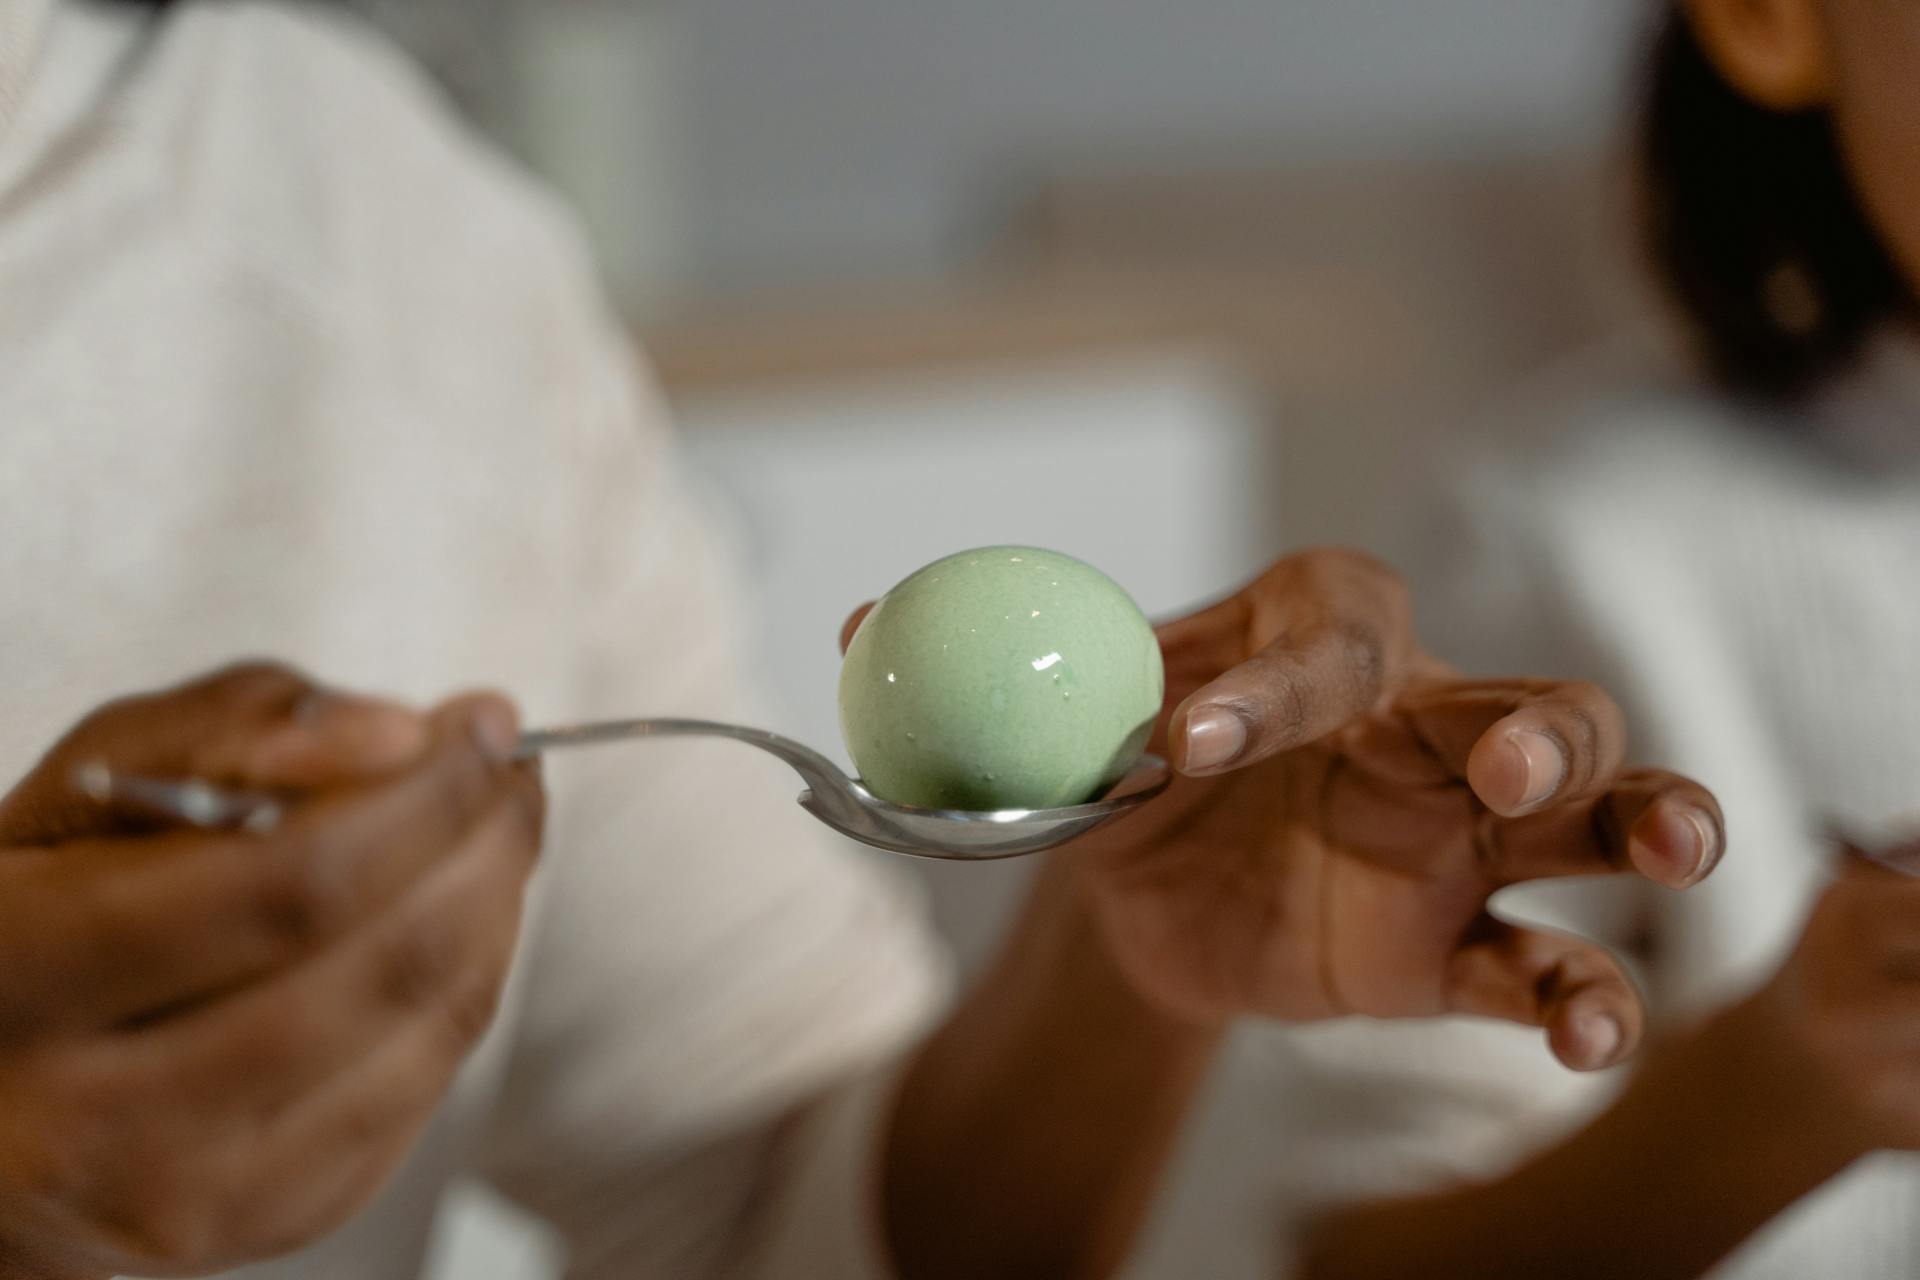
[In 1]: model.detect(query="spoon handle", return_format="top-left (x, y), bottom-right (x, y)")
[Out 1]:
top-left (515, 717), bottom-right (852, 798)
top-left (76, 717), bottom-right (851, 834)
top-left (519, 717), bottom-right (796, 758)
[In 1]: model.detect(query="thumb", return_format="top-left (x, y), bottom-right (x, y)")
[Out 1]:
top-left (839, 602), bottom-right (876, 655)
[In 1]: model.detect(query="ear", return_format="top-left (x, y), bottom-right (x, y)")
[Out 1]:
top-left (1684, 0), bottom-right (1833, 111)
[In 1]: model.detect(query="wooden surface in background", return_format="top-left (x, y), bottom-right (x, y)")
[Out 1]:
top-left (639, 151), bottom-right (1652, 405)
top-left (639, 265), bottom-right (1406, 398)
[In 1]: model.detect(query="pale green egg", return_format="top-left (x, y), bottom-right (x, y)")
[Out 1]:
top-left (839, 546), bottom-right (1164, 811)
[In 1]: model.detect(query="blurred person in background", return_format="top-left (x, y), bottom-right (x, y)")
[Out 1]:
top-left (0, 2), bottom-right (1725, 1279)
top-left (1296, 1), bottom-right (1920, 1277)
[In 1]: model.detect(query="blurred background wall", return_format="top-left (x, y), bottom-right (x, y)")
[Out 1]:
top-left (680, 0), bottom-right (1641, 292)
top-left (351, 0), bottom-right (1650, 294)
top-left (356, 0), bottom-right (1665, 558)
top-left (332, 2), bottom-right (1670, 1274)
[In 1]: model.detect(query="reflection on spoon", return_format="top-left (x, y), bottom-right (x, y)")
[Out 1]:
top-left (75, 717), bottom-right (1170, 863)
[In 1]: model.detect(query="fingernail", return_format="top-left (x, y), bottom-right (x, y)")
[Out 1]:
top-left (1182, 706), bottom-right (1248, 774)
top-left (1578, 1013), bottom-right (1623, 1067)
top-left (1644, 802), bottom-right (1719, 886)
top-left (470, 700), bottom-right (522, 764)
top-left (1505, 730), bottom-right (1567, 809)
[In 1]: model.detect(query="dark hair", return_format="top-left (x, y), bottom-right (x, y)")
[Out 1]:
top-left (1639, 10), bottom-right (1911, 401)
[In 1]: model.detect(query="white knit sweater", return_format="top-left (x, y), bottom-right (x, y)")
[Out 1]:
top-left (0, 3), bottom-right (946, 1277)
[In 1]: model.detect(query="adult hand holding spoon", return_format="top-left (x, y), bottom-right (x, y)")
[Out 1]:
top-left (0, 664), bottom-right (541, 1280)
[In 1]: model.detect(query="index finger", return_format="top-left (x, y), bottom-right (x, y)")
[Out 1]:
top-left (1164, 550), bottom-right (1418, 775)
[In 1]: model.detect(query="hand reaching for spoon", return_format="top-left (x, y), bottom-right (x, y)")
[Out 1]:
top-left (851, 548), bottom-right (1725, 1068)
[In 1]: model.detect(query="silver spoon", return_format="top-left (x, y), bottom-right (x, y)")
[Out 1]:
top-left (74, 717), bottom-right (1170, 862)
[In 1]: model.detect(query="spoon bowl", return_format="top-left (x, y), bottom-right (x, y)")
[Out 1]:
top-left (800, 766), bottom-right (1168, 861)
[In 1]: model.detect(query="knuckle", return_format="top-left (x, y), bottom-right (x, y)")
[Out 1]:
top-left (1530, 939), bottom-right (1587, 989)
top-left (1558, 680), bottom-right (1613, 721)
top-left (1587, 795), bottom-right (1630, 870)
top-left (200, 660), bottom-right (313, 711)
top-left (17, 1135), bottom-right (89, 1211)
top-left (37, 1067), bottom-right (238, 1272)
top-left (1326, 616), bottom-right (1389, 704)
top-left (182, 662), bottom-right (324, 778)
top-left (1559, 679), bottom-right (1620, 771)
top-left (255, 839), bottom-right (351, 949)
top-left (1469, 806), bottom-right (1506, 879)
top-left (442, 971), bottom-right (509, 1046)
top-left (376, 919), bottom-right (460, 1012)
top-left (1549, 683), bottom-right (1610, 776)
top-left (1557, 677), bottom-right (1604, 702)
top-left (1257, 663), bottom-right (1312, 745)
top-left (24, 1052), bottom-right (136, 1191)
top-left (239, 1005), bottom-right (315, 1078)
top-left (340, 1080), bottom-right (442, 1166)
top-left (1570, 947), bottom-right (1627, 990)
top-left (92, 1163), bottom-right (223, 1272)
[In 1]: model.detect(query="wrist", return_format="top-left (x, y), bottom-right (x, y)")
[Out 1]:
top-left (1653, 996), bottom-right (1865, 1206)
top-left (1022, 853), bottom-right (1230, 1053)
top-left (896, 854), bottom-right (1224, 1131)
top-left (881, 854), bottom-right (1224, 1279)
